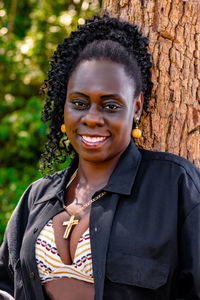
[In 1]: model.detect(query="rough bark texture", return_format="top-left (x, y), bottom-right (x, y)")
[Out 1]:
top-left (102, 0), bottom-right (200, 168)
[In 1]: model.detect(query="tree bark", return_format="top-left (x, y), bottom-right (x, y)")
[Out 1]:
top-left (102, 0), bottom-right (200, 168)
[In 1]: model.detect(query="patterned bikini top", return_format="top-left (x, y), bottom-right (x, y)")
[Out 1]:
top-left (35, 219), bottom-right (94, 284)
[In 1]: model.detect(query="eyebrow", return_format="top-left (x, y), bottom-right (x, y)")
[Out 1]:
top-left (69, 92), bottom-right (123, 100)
top-left (69, 92), bottom-right (89, 99)
top-left (101, 94), bottom-right (122, 99)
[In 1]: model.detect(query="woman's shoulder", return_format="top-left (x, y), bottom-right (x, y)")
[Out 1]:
top-left (19, 168), bottom-right (69, 207)
top-left (31, 168), bottom-right (68, 187)
top-left (140, 148), bottom-right (198, 169)
top-left (139, 148), bottom-right (200, 188)
top-left (30, 156), bottom-right (79, 195)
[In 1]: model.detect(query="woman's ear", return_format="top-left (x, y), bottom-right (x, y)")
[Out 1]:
top-left (133, 93), bottom-right (144, 122)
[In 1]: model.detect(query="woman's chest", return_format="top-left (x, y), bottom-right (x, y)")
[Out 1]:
top-left (52, 210), bottom-right (90, 264)
top-left (107, 195), bottom-right (179, 260)
top-left (102, 195), bottom-right (179, 298)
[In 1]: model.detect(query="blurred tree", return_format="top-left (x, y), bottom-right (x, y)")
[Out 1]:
top-left (0, 0), bottom-right (100, 243)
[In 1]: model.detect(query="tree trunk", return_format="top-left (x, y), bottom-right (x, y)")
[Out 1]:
top-left (102, 0), bottom-right (200, 168)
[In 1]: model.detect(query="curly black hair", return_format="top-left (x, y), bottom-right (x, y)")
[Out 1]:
top-left (40, 15), bottom-right (153, 173)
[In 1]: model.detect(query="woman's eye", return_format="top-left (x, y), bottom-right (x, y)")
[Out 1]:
top-left (103, 103), bottom-right (120, 112)
top-left (71, 99), bottom-right (88, 109)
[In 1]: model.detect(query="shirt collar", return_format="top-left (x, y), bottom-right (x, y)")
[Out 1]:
top-left (103, 139), bottom-right (141, 195)
top-left (34, 156), bottom-right (79, 204)
top-left (34, 140), bottom-right (141, 204)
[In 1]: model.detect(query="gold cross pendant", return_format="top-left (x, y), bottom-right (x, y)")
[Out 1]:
top-left (63, 215), bottom-right (79, 239)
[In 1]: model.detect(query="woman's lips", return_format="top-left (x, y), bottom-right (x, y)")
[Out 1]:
top-left (80, 135), bottom-right (109, 148)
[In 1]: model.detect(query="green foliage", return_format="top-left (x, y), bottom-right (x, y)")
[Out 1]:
top-left (0, 0), bottom-right (99, 243)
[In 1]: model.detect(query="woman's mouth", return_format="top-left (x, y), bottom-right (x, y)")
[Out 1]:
top-left (80, 135), bottom-right (109, 148)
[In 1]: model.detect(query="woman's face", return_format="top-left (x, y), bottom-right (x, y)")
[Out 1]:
top-left (64, 59), bottom-right (142, 164)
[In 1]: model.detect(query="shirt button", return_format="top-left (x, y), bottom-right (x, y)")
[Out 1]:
top-left (29, 272), bottom-right (35, 279)
top-left (33, 228), bottom-right (38, 233)
top-left (94, 227), bottom-right (98, 232)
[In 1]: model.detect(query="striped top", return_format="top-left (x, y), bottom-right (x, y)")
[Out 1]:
top-left (35, 219), bottom-right (94, 284)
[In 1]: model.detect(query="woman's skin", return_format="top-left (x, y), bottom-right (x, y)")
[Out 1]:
top-left (45, 59), bottom-right (143, 300)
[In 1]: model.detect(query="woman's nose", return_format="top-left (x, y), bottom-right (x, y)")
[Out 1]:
top-left (81, 108), bottom-right (104, 128)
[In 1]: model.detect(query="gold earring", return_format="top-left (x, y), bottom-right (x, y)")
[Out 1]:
top-left (61, 124), bottom-right (66, 133)
top-left (132, 117), bottom-right (141, 138)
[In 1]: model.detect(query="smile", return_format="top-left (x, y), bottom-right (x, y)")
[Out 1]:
top-left (80, 135), bottom-right (109, 148)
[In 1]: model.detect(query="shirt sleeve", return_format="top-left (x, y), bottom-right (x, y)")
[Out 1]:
top-left (0, 237), bottom-right (14, 299)
top-left (0, 184), bottom-right (32, 299)
top-left (176, 170), bottom-right (200, 299)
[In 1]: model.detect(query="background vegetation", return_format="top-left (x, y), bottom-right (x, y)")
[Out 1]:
top-left (0, 0), bottom-right (100, 243)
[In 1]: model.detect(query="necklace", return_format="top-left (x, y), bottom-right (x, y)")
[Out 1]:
top-left (62, 170), bottom-right (107, 239)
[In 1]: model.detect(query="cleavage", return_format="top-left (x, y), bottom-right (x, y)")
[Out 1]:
top-left (52, 211), bottom-right (90, 265)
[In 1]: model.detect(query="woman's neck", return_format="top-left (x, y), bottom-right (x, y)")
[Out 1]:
top-left (77, 156), bottom-right (120, 190)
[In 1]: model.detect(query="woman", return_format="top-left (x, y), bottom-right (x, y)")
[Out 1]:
top-left (0, 15), bottom-right (200, 300)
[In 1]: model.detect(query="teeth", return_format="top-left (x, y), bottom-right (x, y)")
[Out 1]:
top-left (82, 136), bottom-right (106, 143)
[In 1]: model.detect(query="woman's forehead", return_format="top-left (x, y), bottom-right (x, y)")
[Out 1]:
top-left (67, 59), bottom-right (136, 97)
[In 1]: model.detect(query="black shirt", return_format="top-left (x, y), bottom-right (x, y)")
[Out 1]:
top-left (0, 140), bottom-right (200, 299)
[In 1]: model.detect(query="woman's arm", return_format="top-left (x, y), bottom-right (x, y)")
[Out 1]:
top-left (176, 171), bottom-right (200, 299)
top-left (0, 184), bottom-right (33, 299)
top-left (176, 204), bottom-right (200, 299)
top-left (0, 237), bottom-right (14, 299)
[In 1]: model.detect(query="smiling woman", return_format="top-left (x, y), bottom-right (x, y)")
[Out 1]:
top-left (0, 15), bottom-right (200, 300)
top-left (64, 59), bottom-right (140, 163)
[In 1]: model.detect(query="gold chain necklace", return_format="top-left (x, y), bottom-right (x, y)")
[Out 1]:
top-left (62, 170), bottom-right (106, 239)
